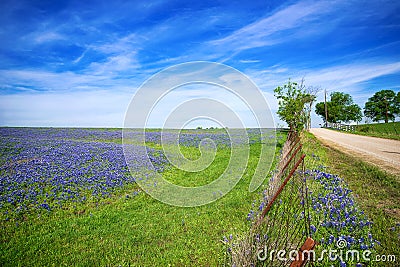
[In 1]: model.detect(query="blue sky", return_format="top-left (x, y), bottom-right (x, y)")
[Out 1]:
top-left (0, 0), bottom-right (400, 127)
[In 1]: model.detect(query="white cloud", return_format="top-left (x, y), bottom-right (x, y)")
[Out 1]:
top-left (0, 84), bottom-right (278, 128)
top-left (239, 60), bottom-right (261, 63)
top-left (88, 52), bottom-right (140, 75)
top-left (0, 69), bottom-right (104, 91)
top-left (0, 67), bottom-right (144, 93)
top-left (73, 49), bottom-right (88, 64)
top-left (90, 33), bottom-right (140, 54)
top-left (145, 85), bottom-right (275, 128)
top-left (33, 31), bottom-right (66, 44)
top-left (0, 90), bottom-right (132, 127)
top-left (2, 60), bottom-right (398, 128)
top-left (81, 33), bottom-right (143, 75)
top-left (247, 61), bottom-right (400, 93)
top-left (300, 62), bottom-right (400, 90)
top-left (210, 0), bottom-right (340, 52)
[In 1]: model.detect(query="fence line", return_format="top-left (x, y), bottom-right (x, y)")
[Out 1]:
top-left (226, 131), bottom-right (315, 266)
top-left (251, 131), bottom-right (314, 266)
top-left (258, 150), bottom-right (304, 221)
top-left (325, 122), bottom-right (355, 132)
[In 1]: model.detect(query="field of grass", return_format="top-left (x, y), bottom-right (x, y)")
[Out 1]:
top-left (353, 122), bottom-right (400, 140)
top-left (302, 132), bottom-right (400, 265)
top-left (0, 127), bottom-right (283, 266)
top-left (1, 127), bottom-right (398, 266)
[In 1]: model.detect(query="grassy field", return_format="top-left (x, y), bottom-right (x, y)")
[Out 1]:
top-left (353, 122), bottom-right (400, 140)
top-left (1, 128), bottom-right (399, 266)
top-left (0, 128), bottom-right (283, 266)
top-left (302, 132), bottom-right (400, 265)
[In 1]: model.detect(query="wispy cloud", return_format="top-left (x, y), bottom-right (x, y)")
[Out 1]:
top-left (72, 49), bottom-right (88, 64)
top-left (209, 0), bottom-right (340, 52)
top-left (239, 59), bottom-right (261, 63)
top-left (87, 52), bottom-right (139, 75)
top-left (90, 33), bottom-right (141, 54)
top-left (0, 68), bottom-right (144, 94)
top-left (246, 60), bottom-right (400, 107)
top-left (300, 62), bottom-right (400, 90)
top-left (0, 90), bottom-right (131, 127)
top-left (33, 31), bottom-right (66, 44)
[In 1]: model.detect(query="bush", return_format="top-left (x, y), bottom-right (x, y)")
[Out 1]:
top-left (359, 126), bottom-right (370, 133)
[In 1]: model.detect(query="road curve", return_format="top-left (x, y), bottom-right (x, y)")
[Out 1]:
top-left (310, 128), bottom-right (400, 175)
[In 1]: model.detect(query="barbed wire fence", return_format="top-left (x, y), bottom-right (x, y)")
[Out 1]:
top-left (225, 131), bottom-right (316, 266)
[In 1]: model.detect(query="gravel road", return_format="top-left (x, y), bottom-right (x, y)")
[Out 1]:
top-left (310, 128), bottom-right (400, 175)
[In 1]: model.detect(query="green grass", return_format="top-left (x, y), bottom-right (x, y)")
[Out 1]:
top-left (0, 132), bottom-right (284, 266)
top-left (302, 131), bottom-right (400, 265)
top-left (353, 122), bottom-right (400, 140)
top-left (5, 128), bottom-right (398, 266)
top-left (1, 193), bottom-right (240, 266)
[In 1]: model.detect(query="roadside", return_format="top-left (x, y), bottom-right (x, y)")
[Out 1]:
top-left (302, 132), bottom-right (400, 264)
top-left (355, 122), bottom-right (400, 141)
top-left (326, 122), bottom-right (400, 141)
top-left (310, 128), bottom-right (400, 176)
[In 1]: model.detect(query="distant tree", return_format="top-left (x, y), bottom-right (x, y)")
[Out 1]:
top-left (347, 103), bottom-right (363, 123)
top-left (364, 90), bottom-right (400, 123)
top-left (274, 79), bottom-right (315, 131)
top-left (315, 92), bottom-right (362, 123)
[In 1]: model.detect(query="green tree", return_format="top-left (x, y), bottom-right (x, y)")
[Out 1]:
top-left (315, 92), bottom-right (362, 123)
top-left (364, 89), bottom-right (400, 123)
top-left (274, 79), bottom-right (315, 131)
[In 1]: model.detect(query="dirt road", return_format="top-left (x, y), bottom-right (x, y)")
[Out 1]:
top-left (310, 128), bottom-right (400, 174)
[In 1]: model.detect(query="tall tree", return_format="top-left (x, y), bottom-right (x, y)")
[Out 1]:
top-left (364, 90), bottom-right (400, 123)
top-left (315, 92), bottom-right (362, 123)
top-left (274, 79), bottom-right (315, 131)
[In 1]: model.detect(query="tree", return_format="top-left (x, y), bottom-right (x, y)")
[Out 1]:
top-left (364, 90), bottom-right (400, 123)
top-left (315, 92), bottom-right (362, 123)
top-left (274, 79), bottom-right (315, 131)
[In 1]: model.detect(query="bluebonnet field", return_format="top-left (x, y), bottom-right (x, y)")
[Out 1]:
top-left (1, 128), bottom-right (389, 266)
top-left (0, 127), bottom-right (280, 266)
top-left (0, 127), bottom-right (264, 222)
top-left (0, 128), bottom-right (145, 220)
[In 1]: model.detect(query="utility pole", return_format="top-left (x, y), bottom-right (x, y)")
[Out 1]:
top-left (324, 89), bottom-right (328, 127)
top-left (384, 96), bottom-right (388, 123)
